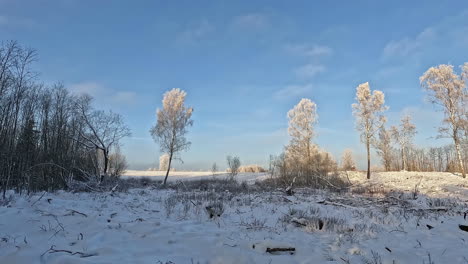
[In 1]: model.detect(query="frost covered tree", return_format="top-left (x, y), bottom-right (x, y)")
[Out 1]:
top-left (375, 127), bottom-right (393, 171)
top-left (390, 115), bottom-right (417, 171)
top-left (352, 82), bottom-right (388, 179)
top-left (341, 149), bottom-right (355, 171)
top-left (159, 154), bottom-right (169, 171)
top-left (420, 64), bottom-right (467, 178)
top-left (287, 98), bottom-right (318, 165)
top-left (150, 88), bottom-right (193, 184)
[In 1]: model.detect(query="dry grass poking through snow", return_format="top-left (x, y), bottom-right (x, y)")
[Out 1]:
top-left (1, 171), bottom-right (468, 263)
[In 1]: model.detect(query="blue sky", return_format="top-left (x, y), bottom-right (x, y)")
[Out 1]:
top-left (1, 0), bottom-right (468, 170)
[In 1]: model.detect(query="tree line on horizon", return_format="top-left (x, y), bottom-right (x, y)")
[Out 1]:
top-left (1, 40), bottom-right (467, 196)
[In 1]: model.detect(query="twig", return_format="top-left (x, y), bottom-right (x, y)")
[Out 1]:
top-left (41, 245), bottom-right (97, 258)
top-left (31, 192), bottom-right (47, 206)
top-left (317, 200), bottom-right (357, 209)
top-left (64, 209), bottom-right (88, 217)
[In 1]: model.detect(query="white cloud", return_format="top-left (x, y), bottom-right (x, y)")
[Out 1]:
top-left (274, 84), bottom-right (313, 99)
top-left (286, 44), bottom-right (333, 57)
top-left (382, 27), bottom-right (435, 59)
top-left (69, 82), bottom-right (106, 96)
top-left (294, 63), bottom-right (325, 79)
top-left (111, 91), bottom-right (137, 105)
top-left (232, 13), bottom-right (269, 30)
top-left (177, 19), bottom-right (214, 44)
top-left (69, 82), bottom-right (137, 106)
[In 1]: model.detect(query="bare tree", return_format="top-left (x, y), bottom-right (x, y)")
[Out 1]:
top-left (211, 162), bottom-right (218, 176)
top-left (352, 82), bottom-right (388, 179)
top-left (108, 147), bottom-right (128, 177)
top-left (226, 155), bottom-right (241, 180)
top-left (76, 95), bottom-right (131, 177)
top-left (420, 64), bottom-right (467, 178)
top-left (390, 115), bottom-right (417, 171)
top-left (150, 88), bottom-right (193, 185)
top-left (341, 149), bottom-right (355, 171)
top-left (375, 127), bottom-right (393, 171)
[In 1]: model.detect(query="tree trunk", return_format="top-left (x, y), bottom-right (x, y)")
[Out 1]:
top-left (366, 138), bottom-right (371, 179)
top-left (103, 149), bottom-right (109, 175)
top-left (402, 147), bottom-right (407, 171)
top-left (454, 137), bottom-right (466, 178)
top-left (163, 152), bottom-right (173, 185)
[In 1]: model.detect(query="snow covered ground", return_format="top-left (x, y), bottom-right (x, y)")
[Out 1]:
top-left (1, 171), bottom-right (468, 263)
top-left (124, 170), bottom-right (271, 183)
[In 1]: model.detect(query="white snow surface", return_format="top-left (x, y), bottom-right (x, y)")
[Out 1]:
top-left (123, 170), bottom-right (271, 183)
top-left (1, 171), bottom-right (468, 263)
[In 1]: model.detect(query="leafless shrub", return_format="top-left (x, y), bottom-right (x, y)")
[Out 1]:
top-left (226, 155), bottom-right (241, 180)
top-left (350, 185), bottom-right (388, 196)
top-left (238, 164), bottom-right (266, 173)
top-left (269, 153), bottom-right (349, 191)
top-left (108, 150), bottom-right (128, 177)
top-left (241, 217), bottom-right (267, 230)
top-left (167, 178), bottom-right (254, 194)
top-left (211, 162), bottom-right (218, 177)
top-left (0, 194), bottom-right (13, 207)
top-left (361, 250), bottom-right (383, 264)
top-left (205, 201), bottom-right (224, 218)
top-left (164, 196), bottom-right (178, 217)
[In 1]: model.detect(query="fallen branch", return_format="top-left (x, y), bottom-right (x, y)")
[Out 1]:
top-left (64, 209), bottom-right (88, 217)
top-left (31, 192), bottom-right (47, 206)
top-left (266, 247), bottom-right (295, 254)
top-left (317, 200), bottom-right (357, 209)
top-left (41, 245), bottom-right (97, 258)
top-left (459, 225), bottom-right (468, 232)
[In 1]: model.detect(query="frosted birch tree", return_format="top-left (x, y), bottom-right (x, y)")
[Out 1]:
top-left (159, 154), bottom-right (169, 171)
top-left (375, 127), bottom-right (393, 171)
top-left (150, 88), bottom-right (193, 184)
top-left (420, 64), bottom-right (467, 178)
top-left (287, 98), bottom-right (318, 165)
top-left (352, 82), bottom-right (388, 179)
top-left (390, 115), bottom-right (417, 171)
top-left (341, 149), bottom-right (355, 171)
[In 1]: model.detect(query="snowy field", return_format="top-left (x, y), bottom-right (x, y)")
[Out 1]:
top-left (123, 170), bottom-right (271, 183)
top-left (1, 171), bottom-right (468, 263)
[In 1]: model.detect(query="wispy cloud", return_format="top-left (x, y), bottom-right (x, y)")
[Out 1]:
top-left (232, 13), bottom-right (269, 30)
top-left (294, 63), bottom-right (326, 79)
top-left (69, 82), bottom-right (106, 96)
top-left (177, 19), bottom-right (214, 44)
top-left (69, 82), bottom-right (138, 106)
top-left (382, 27), bottom-right (435, 59)
top-left (0, 14), bottom-right (34, 28)
top-left (286, 44), bottom-right (333, 57)
top-left (111, 91), bottom-right (138, 105)
top-left (274, 84), bottom-right (313, 99)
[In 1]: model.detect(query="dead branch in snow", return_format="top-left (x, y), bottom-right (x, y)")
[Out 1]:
top-left (266, 247), bottom-right (295, 254)
top-left (31, 192), bottom-right (46, 206)
top-left (41, 245), bottom-right (97, 258)
top-left (459, 225), bottom-right (468, 232)
top-left (317, 200), bottom-right (357, 209)
top-left (64, 209), bottom-right (88, 217)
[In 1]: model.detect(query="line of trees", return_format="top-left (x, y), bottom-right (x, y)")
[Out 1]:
top-left (354, 63), bottom-right (467, 178)
top-left (0, 41), bottom-right (130, 197)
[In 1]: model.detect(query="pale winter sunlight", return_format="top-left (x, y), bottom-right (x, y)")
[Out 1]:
top-left (1, 1), bottom-right (468, 263)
